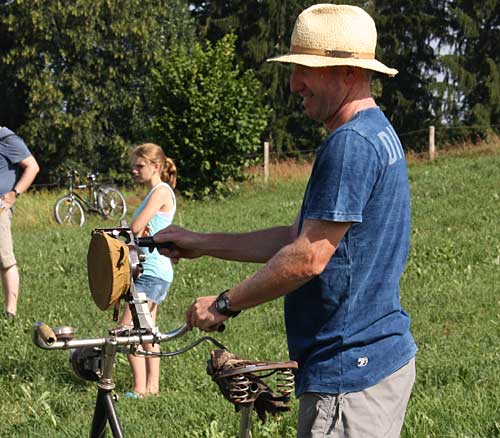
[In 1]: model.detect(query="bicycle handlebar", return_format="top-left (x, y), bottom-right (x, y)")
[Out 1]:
top-left (33, 321), bottom-right (191, 350)
top-left (65, 169), bottom-right (78, 178)
top-left (64, 170), bottom-right (99, 182)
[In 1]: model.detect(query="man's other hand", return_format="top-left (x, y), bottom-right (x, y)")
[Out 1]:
top-left (185, 296), bottom-right (228, 332)
top-left (1, 191), bottom-right (16, 209)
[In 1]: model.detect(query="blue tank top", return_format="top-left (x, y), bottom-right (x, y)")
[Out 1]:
top-left (133, 182), bottom-right (176, 282)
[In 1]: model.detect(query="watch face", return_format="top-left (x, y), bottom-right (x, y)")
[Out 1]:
top-left (215, 291), bottom-right (240, 317)
top-left (216, 295), bottom-right (229, 315)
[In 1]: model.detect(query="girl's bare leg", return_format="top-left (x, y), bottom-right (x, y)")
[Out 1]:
top-left (145, 303), bottom-right (161, 395)
top-left (119, 304), bottom-right (147, 396)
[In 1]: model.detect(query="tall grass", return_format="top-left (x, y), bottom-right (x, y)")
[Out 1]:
top-left (1, 147), bottom-right (499, 437)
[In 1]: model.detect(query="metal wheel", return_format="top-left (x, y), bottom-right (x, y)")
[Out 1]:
top-left (54, 196), bottom-right (85, 226)
top-left (97, 186), bottom-right (127, 220)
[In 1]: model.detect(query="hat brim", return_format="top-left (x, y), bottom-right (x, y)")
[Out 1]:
top-left (267, 53), bottom-right (398, 77)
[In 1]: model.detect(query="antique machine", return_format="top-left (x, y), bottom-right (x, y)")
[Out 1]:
top-left (33, 227), bottom-right (297, 437)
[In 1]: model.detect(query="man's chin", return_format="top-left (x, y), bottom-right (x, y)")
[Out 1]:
top-left (303, 107), bottom-right (320, 122)
top-left (302, 101), bottom-right (317, 119)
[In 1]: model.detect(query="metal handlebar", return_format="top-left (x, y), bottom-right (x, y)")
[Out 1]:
top-left (64, 170), bottom-right (99, 183)
top-left (33, 322), bottom-right (190, 351)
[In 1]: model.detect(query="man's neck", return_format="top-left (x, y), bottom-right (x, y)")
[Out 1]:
top-left (325, 97), bottom-right (377, 132)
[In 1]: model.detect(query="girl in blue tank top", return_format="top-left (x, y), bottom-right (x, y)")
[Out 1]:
top-left (118, 142), bottom-right (177, 398)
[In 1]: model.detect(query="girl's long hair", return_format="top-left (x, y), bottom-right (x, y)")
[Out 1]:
top-left (131, 143), bottom-right (177, 188)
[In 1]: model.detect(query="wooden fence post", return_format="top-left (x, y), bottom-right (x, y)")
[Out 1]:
top-left (429, 125), bottom-right (436, 160)
top-left (264, 141), bottom-right (269, 183)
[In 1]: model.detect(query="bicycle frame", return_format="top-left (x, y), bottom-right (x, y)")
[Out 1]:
top-left (54, 171), bottom-right (127, 226)
top-left (65, 171), bottom-right (102, 213)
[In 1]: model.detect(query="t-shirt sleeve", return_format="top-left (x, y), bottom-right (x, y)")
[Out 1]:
top-left (1, 134), bottom-right (32, 164)
top-left (303, 130), bottom-right (381, 223)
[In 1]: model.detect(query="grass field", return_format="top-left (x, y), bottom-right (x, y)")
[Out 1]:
top-left (1, 146), bottom-right (499, 437)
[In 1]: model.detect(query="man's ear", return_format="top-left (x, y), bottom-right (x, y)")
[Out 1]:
top-left (343, 66), bottom-right (362, 86)
top-left (345, 65), bottom-right (356, 78)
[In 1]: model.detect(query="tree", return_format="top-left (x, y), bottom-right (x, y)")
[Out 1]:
top-left (190, 0), bottom-right (326, 155)
top-left (372, 0), bottom-right (448, 150)
top-left (189, 1), bottom-right (500, 152)
top-left (0, 0), bottom-right (194, 183)
top-left (440, 0), bottom-right (500, 140)
top-left (150, 34), bottom-right (271, 198)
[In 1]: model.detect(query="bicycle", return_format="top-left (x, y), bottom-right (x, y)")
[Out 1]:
top-left (54, 170), bottom-right (127, 226)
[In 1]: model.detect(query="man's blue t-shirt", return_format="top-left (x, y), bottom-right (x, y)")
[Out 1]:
top-left (0, 127), bottom-right (32, 196)
top-left (285, 107), bottom-right (417, 396)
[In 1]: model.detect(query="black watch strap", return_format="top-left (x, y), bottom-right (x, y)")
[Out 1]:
top-left (215, 290), bottom-right (241, 318)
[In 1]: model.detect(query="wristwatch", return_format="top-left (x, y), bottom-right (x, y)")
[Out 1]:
top-left (13, 188), bottom-right (20, 197)
top-left (215, 290), bottom-right (241, 318)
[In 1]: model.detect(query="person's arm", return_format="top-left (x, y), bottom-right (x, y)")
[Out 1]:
top-left (131, 186), bottom-right (173, 236)
top-left (154, 212), bottom-right (301, 263)
top-left (1, 155), bottom-right (40, 208)
top-left (186, 218), bottom-right (351, 331)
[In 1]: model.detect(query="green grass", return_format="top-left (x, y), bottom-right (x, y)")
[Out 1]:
top-left (1, 149), bottom-right (499, 437)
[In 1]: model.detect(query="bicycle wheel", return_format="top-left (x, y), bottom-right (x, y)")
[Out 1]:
top-left (54, 196), bottom-right (85, 226)
top-left (98, 186), bottom-right (127, 220)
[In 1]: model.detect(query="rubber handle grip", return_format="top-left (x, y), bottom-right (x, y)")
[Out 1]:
top-left (209, 323), bottom-right (225, 332)
top-left (136, 237), bottom-right (175, 250)
top-left (37, 323), bottom-right (57, 345)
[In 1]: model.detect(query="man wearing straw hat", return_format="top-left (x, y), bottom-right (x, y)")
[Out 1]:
top-left (156, 4), bottom-right (416, 437)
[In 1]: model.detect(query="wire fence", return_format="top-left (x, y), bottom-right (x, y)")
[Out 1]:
top-left (29, 123), bottom-right (499, 190)
top-left (258, 123), bottom-right (499, 180)
top-left (262, 123), bottom-right (500, 161)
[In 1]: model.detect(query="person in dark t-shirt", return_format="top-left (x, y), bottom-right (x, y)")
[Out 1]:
top-left (0, 127), bottom-right (39, 318)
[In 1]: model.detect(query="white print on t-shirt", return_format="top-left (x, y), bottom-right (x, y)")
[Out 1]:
top-left (357, 357), bottom-right (369, 367)
top-left (377, 125), bottom-right (404, 165)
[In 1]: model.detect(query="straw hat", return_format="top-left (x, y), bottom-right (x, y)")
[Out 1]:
top-left (267, 4), bottom-right (398, 77)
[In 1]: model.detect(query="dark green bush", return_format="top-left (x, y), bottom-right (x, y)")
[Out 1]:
top-left (151, 34), bottom-right (270, 198)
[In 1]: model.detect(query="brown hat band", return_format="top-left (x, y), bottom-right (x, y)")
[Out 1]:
top-left (290, 45), bottom-right (375, 59)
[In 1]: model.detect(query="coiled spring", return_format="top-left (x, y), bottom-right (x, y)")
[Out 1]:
top-left (226, 367), bottom-right (295, 404)
top-left (228, 374), bottom-right (252, 403)
top-left (276, 368), bottom-right (295, 397)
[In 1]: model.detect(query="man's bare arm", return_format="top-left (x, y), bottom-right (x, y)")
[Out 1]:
top-left (155, 213), bottom-right (301, 263)
top-left (15, 155), bottom-right (40, 194)
top-left (186, 219), bottom-right (351, 331)
top-left (225, 219), bottom-right (351, 310)
top-left (1, 156), bottom-right (40, 208)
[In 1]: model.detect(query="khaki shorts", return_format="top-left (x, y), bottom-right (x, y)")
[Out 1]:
top-left (0, 209), bottom-right (16, 269)
top-left (297, 358), bottom-right (416, 438)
